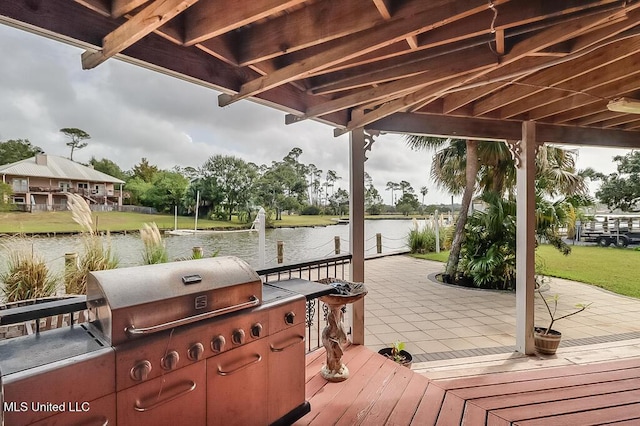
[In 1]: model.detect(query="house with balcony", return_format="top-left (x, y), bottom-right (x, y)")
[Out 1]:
top-left (0, 154), bottom-right (125, 211)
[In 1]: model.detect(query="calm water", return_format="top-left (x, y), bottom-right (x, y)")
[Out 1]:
top-left (0, 219), bottom-right (421, 275)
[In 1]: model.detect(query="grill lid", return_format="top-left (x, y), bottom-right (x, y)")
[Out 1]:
top-left (87, 256), bottom-right (262, 346)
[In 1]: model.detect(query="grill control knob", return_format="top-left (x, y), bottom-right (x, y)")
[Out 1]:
top-left (161, 351), bottom-right (180, 371)
top-left (130, 360), bottom-right (152, 382)
top-left (284, 311), bottom-right (296, 325)
top-left (250, 323), bottom-right (263, 338)
top-left (232, 328), bottom-right (246, 345)
top-left (188, 343), bottom-right (205, 361)
top-left (211, 335), bottom-right (226, 353)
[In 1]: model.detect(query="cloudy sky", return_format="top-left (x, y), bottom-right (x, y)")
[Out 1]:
top-left (0, 24), bottom-right (631, 205)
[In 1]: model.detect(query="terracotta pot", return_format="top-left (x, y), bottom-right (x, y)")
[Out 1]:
top-left (534, 327), bottom-right (562, 355)
top-left (378, 348), bottom-right (413, 368)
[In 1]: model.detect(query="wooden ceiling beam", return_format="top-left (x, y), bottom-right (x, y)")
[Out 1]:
top-left (474, 18), bottom-right (640, 117)
top-left (339, 8), bottom-right (621, 134)
top-left (532, 73), bottom-right (640, 122)
top-left (111, 0), bottom-right (148, 18)
top-left (288, 51), bottom-right (496, 122)
top-left (183, 0), bottom-right (305, 47)
top-left (572, 111), bottom-right (622, 126)
top-left (236, 0), bottom-right (388, 66)
top-left (599, 114), bottom-right (640, 128)
top-left (372, 0), bottom-right (392, 19)
top-left (81, 0), bottom-right (198, 69)
top-left (499, 50), bottom-right (640, 118)
top-left (301, 0), bottom-right (622, 89)
top-left (218, 0), bottom-right (511, 106)
top-left (367, 112), bottom-right (640, 148)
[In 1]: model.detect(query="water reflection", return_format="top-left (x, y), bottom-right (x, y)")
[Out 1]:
top-left (0, 219), bottom-right (420, 274)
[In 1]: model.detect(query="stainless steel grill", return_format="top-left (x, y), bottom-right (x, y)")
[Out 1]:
top-left (1, 256), bottom-right (332, 425)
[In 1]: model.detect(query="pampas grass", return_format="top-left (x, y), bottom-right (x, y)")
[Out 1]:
top-left (140, 222), bottom-right (168, 264)
top-left (64, 194), bottom-right (118, 294)
top-left (0, 241), bottom-right (57, 302)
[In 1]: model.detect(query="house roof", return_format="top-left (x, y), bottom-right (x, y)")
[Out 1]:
top-left (0, 155), bottom-right (126, 184)
top-left (2, 1), bottom-right (640, 148)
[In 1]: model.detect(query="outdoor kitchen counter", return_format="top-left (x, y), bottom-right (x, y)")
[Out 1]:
top-left (265, 278), bottom-right (337, 301)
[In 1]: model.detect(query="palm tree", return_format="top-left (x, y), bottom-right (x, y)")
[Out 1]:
top-left (420, 186), bottom-right (428, 205)
top-left (406, 136), bottom-right (479, 281)
top-left (385, 181), bottom-right (399, 205)
top-left (406, 136), bottom-right (587, 282)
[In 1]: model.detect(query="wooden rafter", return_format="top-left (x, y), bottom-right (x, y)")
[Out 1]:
top-left (218, 0), bottom-right (511, 107)
top-left (183, 0), bottom-right (306, 47)
top-left (82, 0), bottom-right (199, 69)
top-left (112, 0), bottom-right (150, 18)
top-left (339, 8), bottom-right (625, 133)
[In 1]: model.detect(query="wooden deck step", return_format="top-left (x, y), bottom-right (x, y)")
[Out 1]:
top-left (301, 345), bottom-right (640, 426)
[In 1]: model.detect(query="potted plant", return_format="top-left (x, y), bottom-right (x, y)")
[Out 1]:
top-left (378, 341), bottom-right (413, 368)
top-left (535, 289), bottom-right (591, 355)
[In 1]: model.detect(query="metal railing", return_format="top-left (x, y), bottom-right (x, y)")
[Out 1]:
top-left (257, 253), bottom-right (352, 352)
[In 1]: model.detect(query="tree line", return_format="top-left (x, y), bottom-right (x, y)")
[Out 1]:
top-left (1, 137), bottom-right (447, 220)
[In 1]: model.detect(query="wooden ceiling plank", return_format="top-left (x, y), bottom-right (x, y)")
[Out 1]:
top-left (367, 112), bottom-right (640, 149)
top-left (295, 54), bottom-right (496, 121)
top-left (304, 1), bottom-right (618, 94)
top-left (111, 0), bottom-right (149, 18)
top-left (340, 9), bottom-right (623, 133)
top-left (298, 0), bottom-right (622, 89)
top-left (219, 0), bottom-right (511, 106)
top-left (599, 114), bottom-right (640, 128)
top-left (499, 50), bottom-right (640, 118)
top-left (474, 19), bottom-right (640, 117)
top-left (572, 111), bottom-right (621, 126)
top-left (531, 75), bottom-right (640, 122)
top-left (183, 0), bottom-right (305, 47)
top-left (81, 0), bottom-right (199, 69)
top-left (236, 0), bottom-right (387, 66)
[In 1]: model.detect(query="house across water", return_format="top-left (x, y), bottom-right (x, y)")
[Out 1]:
top-left (0, 154), bottom-right (125, 211)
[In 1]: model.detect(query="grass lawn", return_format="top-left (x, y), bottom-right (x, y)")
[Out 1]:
top-left (412, 245), bottom-right (640, 298)
top-left (0, 211), bottom-right (339, 234)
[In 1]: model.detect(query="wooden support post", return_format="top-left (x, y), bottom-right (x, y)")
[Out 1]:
top-left (376, 233), bottom-right (382, 254)
top-left (277, 240), bottom-right (284, 264)
top-left (334, 236), bottom-right (341, 254)
top-left (516, 122), bottom-right (537, 355)
top-left (192, 246), bottom-right (204, 259)
top-left (349, 111), bottom-right (366, 345)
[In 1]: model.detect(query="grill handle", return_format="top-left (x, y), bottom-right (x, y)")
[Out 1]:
top-left (125, 296), bottom-right (260, 337)
top-left (134, 381), bottom-right (197, 412)
top-left (217, 354), bottom-right (262, 376)
top-left (270, 335), bottom-right (305, 352)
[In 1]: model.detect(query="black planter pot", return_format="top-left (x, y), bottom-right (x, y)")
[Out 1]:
top-left (378, 348), bottom-right (413, 368)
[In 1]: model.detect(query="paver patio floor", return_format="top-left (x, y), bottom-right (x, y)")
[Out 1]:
top-left (361, 255), bottom-right (640, 362)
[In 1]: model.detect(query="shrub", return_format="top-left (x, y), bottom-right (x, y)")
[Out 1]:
top-left (407, 219), bottom-right (446, 254)
top-left (1, 242), bottom-right (57, 302)
top-left (140, 222), bottom-right (168, 264)
top-left (301, 205), bottom-right (321, 215)
top-left (64, 194), bottom-right (118, 294)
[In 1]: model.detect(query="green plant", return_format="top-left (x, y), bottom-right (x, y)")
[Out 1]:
top-left (407, 218), bottom-right (446, 254)
top-left (390, 341), bottom-right (406, 362)
top-left (64, 194), bottom-right (118, 294)
top-left (140, 222), bottom-right (168, 264)
top-left (536, 289), bottom-right (591, 335)
top-left (0, 243), bottom-right (58, 302)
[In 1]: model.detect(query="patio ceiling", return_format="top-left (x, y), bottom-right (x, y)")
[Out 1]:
top-left (3, 0), bottom-right (640, 147)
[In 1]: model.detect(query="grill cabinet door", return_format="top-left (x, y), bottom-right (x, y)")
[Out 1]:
top-left (116, 361), bottom-right (206, 426)
top-left (206, 338), bottom-right (268, 425)
top-left (268, 323), bottom-right (306, 424)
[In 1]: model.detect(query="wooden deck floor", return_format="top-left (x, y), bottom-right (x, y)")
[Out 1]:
top-left (297, 345), bottom-right (640, 425)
